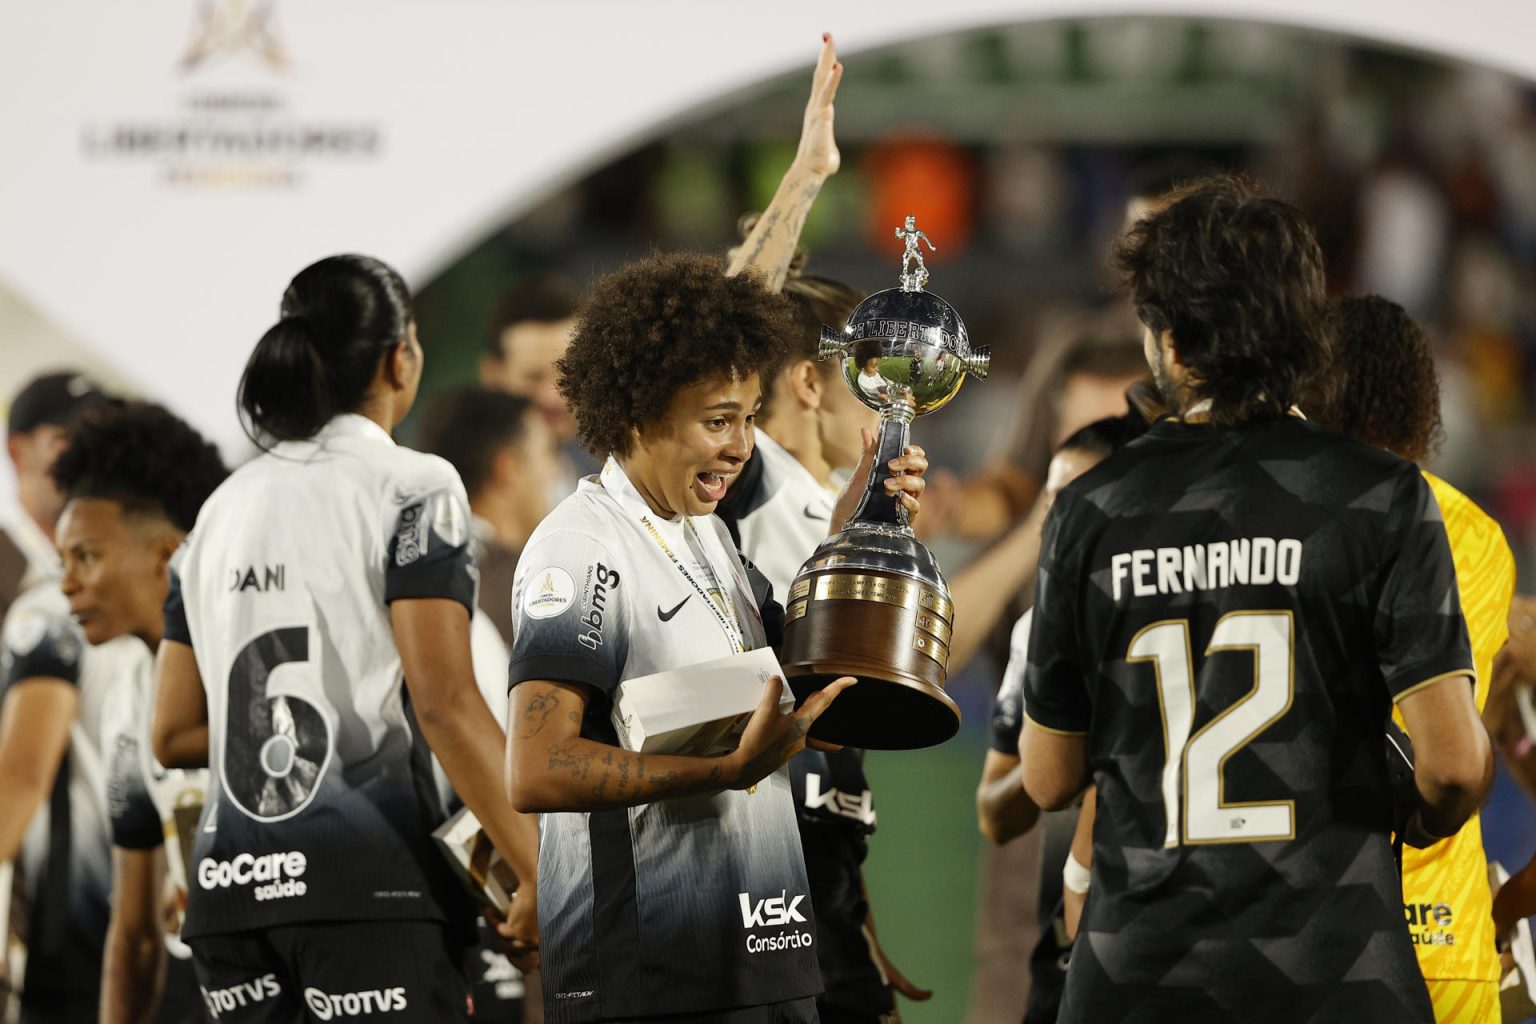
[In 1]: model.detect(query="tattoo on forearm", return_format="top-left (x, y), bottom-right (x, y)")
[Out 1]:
top-left (542, 739), bottom-right (726, 807)
top-left (731, 176), bottom-right (824, 291)
top-left (517, 687), bottom-right (563, 739)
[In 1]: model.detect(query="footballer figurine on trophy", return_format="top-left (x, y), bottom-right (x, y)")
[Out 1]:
top-left (780, 217), bottom-right (989, 749)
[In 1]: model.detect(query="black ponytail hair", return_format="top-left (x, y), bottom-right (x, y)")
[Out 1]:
top-left (238, 254), bottom-right (412, 445)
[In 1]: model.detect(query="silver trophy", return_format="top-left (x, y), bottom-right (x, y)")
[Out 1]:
top-left (780, 218), bottom-right (990, 749)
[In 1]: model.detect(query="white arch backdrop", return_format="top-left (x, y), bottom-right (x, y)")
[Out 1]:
top-left (0, 0), bottom-right (1533, 459)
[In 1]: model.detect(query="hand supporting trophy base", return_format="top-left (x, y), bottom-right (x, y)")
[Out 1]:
top-left (780, 219), bottom-right (988, 750)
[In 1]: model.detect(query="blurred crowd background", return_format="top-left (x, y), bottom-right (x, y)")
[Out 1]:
top-left (5, 14), bottom-right (1530, 1023)
top-left (390, 18), bottom-right (1536, 1023)
top-left (411, 15), bottom-right (1536, 558)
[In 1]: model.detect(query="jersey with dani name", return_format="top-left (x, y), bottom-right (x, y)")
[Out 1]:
top-left (509, 457), bottom-right (819, 1023)
top-left (1025, 416), bottom-right (1471, 1024)
top-left (167, 413), bottom-right (478, 940)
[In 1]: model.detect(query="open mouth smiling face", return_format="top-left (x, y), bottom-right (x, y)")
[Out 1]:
top-left (627, 372), bottom-right (762, 520)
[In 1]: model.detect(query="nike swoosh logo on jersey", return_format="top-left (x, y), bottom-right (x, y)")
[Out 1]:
top-left (803, 503), bottom-right (830, 521)
top-left (658, 596), bottom-right (691, 621)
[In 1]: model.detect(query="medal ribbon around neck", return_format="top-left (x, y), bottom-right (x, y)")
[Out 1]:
top-left (637, 515), bottom-right (746, 654)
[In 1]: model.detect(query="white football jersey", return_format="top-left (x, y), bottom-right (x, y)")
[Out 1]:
top-left (100, 635), bottom-right (209, 886)
top-left (729, 430), bottom-right (837, 602)
top-left (509, 457), bottom-right (820, 1020)
top-left (167, 414), bottom-right (479, 938)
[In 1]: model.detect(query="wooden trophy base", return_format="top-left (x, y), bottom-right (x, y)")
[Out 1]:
top-left (780, 568), bottom-right (961, 750)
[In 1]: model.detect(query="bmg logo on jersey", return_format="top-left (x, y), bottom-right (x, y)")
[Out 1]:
top-left (198, 849), bottom-right (307, 901)
top-left (304, 986), bottom-right (408, 1019)
top-left (201, 975), bottom-right (281, 1018)
top-left (578, 563), bottom-right (621, 651)
top-left (739, 889), bottom-right (814, 954)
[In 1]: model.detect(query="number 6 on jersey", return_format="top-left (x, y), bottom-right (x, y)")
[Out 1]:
top-left (223, 625), bottom-right (334, 822)
top-left (1128, 610), bottom-right (1295, 848)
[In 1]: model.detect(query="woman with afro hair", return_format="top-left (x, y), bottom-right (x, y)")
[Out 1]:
top-left (504, 245), bottom-right (927, 1023)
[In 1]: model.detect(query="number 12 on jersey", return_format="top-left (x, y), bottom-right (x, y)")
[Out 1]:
top-left (1127, 610), bottom-right (1295, 848)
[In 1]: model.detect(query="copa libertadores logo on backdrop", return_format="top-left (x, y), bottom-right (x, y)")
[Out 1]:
top-left (181, 0), bottom-right (290, 73)
top-left (79, 1), bottom-right (384, 190)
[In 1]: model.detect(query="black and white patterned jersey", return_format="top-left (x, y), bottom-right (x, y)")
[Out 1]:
top-left (723, 430), bottom-right (837, 601)
top-left (989, 609), bottom-right (1033, 755)
top-left (1024, 416), bottom-right (1471, 1023)
top-left (716, 428), bottom-right (894, 1017)
top-left (167, 413), bottom-right (478, 940)
top-left (94, 635), bottom-right (207, 1020)
top-left (509, 457), bottom-right (820, 1023)
top-left (0, 581), bottom-right (132, 1000)
top-left (101, 635), bottom-right (208, 870)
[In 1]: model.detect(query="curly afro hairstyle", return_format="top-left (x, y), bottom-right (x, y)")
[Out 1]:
top-left (557, 252), bottom-right (795, 457)
top-left (1115, 174), bottom-right (1328, 427)
top-left (1306, 295), bottom-right (1443, 465)
top-left (50, 401), bottom-right (228, 532)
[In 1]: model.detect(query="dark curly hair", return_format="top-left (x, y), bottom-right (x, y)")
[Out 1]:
top-left (557, 252), bottom-right (795, 457)
top-left (1306, 295), bottom-right (1443, 464)
top-left (51, 401), bottom-right (228, 532)
top-left (1115, 175), bottom-right (1327, 427)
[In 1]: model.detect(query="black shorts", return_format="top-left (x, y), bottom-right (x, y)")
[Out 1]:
top-left (188, 920), bottom-right (471, 1022)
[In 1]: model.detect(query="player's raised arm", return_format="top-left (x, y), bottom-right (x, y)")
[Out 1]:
top-left (726, 32), bottom-right (841, 290)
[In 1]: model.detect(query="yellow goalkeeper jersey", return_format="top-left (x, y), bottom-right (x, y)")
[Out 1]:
top-left (1393, 472), bottom-right (1513, 982)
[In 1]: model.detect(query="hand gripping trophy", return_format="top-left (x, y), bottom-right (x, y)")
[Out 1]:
top-left (780, 217), bottom-right (990, 749)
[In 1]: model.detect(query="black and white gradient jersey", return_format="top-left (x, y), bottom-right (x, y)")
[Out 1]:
top-left (988, 609), bottom-right (1033, 755)
top-left (97, 635), bottom-right (208, 1020)
top-left (1025, 416), bottom-right (1472, 1024)
top-left (509, 458), bottom-right (819, 1023)
top-left (101, 635), bottom-right (208, 882)
top-left (715, 429), bottom-right (894, 1019)
top-left (0, 581), bottom-right (131, 999)
top-left (725, 430), bottom-right (837, 600)
top-left (167, 414), bottom-right (478, 940)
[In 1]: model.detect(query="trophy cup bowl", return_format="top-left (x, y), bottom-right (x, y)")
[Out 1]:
top-left (781, 223), bottom-right (989, 750)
